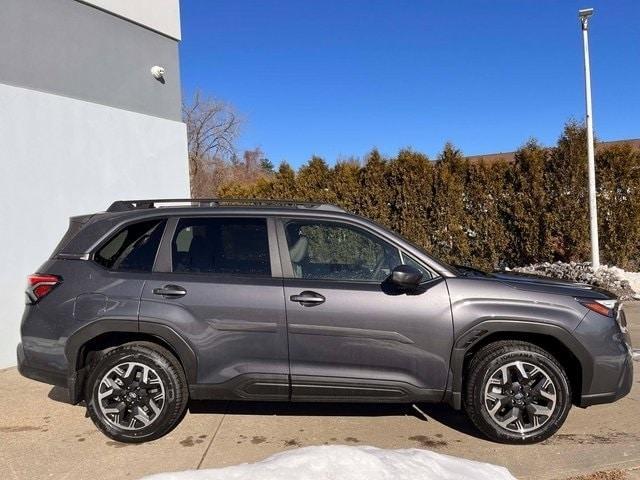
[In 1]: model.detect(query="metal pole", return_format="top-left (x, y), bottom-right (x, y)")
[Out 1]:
top-left (580, 9), bottom-right (600, 269)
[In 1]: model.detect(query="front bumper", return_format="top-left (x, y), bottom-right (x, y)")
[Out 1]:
top-left (578, 352), bottom-right (633, 407)
top-left (574, 308), bottom-right (634, 408)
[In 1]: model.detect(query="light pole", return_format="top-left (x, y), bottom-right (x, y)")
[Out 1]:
top-left (579, 8), bottom-right (600, 270)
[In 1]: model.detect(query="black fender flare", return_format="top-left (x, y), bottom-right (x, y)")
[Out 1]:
top-left (65, 319), bottom-right (198, 403)
top-left (445, 320), bottom-right (592, 410)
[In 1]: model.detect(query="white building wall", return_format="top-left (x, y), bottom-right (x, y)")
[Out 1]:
top-left (0, 83), bottom-right (189, 367)
top-left (80, 0), bottom-right (182, 39)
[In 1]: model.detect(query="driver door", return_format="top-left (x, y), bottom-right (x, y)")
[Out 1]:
top-left (278, 218), bottom-right (453, 402)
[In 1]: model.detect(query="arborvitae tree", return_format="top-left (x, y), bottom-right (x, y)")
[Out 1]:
top-left (219, 161), bottom-right (296, 200)
top-left (430, 143), bottom-right (470, 265)
top-left (503, 139), bottom-right (553, 265)
top-left (387, 149), bottom-right (434, 251)
top-left (464, 160), bottom-right (509, 270)
top-left (547, 122), bottom-right (590, 262)
top-left (596, 144), bottom-right (640, 268)
top-left (295, 156), bottom-right (335, 203)
top-left (265, 162), bottom-right (298, 199)
top-left (214, 124), bottom-right (640, 270)
top-left (331, 160), bottom-right (361, 213)
top-left (358, 150), bottom-right (392, 224)
top-left (216, 182), bottom-right (244, 198)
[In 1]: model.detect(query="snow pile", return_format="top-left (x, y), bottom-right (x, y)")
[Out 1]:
top-left (140, 445), bottom-right (516, 480)
top-left (620, 271), bottom-right (640, 298)
top-left (512, 261), bottom-right (638, 300)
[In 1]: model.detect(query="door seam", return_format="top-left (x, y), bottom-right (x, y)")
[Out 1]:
top-left (273, 217), bottom-right (293, 400)
top-left (136, 279), bottom-right (146, 333)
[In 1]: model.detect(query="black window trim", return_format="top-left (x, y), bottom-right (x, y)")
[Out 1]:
top-left (398, 250), bottom-right (431, 275)
top-left (275, 216), bottom-right (436, 284)
top-left (152, 215), bottom-right (282, 278)
top-left (90, 217), bottom-right (169, 273)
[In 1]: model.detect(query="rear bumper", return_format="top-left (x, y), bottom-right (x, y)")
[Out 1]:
top-left (16, 343), bottom-right (68, 388)
top-left (18, 342), bottom-right (85, 404)
top-left (17, 342), bottom-right (67, 388)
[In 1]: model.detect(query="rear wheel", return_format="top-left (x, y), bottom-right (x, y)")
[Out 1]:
top-left (464, 340), bottom-right (571, 444)
top-left (85, 342), bottom-right (188, 443)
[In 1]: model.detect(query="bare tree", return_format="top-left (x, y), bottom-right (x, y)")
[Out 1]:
top-left (182, 90), bottom-right (243, 196)
top-left (233, 147), bottom-right (271, 184)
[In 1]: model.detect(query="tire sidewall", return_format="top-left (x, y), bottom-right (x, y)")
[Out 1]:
top-left (472, 348), bottom-right (571, 444)
top-left (85, 346), bottom-right (185, 443)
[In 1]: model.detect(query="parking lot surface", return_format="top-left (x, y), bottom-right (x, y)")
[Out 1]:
top-left (1, 304), bottom-right (638, 480)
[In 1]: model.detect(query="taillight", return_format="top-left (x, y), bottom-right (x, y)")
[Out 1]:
top-left (26, 274), bottom-right (62, 304)
top-left (577, 298), bottom-right (617, 318)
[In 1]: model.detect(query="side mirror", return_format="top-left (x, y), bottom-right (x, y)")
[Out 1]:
top-left (388, 264), bottom-right (423, 290)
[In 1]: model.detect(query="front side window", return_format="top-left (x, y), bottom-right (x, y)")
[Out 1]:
top-left (172, 217), bottom-right (271, 276)
top-left (401, 253), bottom-right (433, 280)
top-left (95, 219), bottom-right (166, 272)
top-left (284, 220), bottom-right (401, 281)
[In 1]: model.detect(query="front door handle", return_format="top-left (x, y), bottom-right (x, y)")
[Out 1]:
top-left (153, 284), bottom-right (187, 298)
top-left (290, 290), bottom-right (325, 306)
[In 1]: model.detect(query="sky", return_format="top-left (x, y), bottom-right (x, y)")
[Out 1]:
top-left (179, 0), bottom-right (640, 168)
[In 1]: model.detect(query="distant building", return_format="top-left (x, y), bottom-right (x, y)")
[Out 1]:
top-left (0, 0), bottom-right (189, 367)
top-left (466, 139), bottom-right (640, 164)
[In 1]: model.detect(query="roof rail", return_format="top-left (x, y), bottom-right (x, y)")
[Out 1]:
top-left (106, 198), bottom-right (346, 213)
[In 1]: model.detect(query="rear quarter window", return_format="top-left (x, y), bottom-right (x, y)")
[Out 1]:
top-left (94, 219), bottom-right (166, 272)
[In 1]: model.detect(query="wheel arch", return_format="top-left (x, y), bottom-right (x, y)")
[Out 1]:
top-left (65, 319), bottom-right (197, 403)
top-left (446, 320), bottom-right (591, 410)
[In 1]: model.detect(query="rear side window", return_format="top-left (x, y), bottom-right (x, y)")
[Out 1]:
top-left (95, 220), bottom-right (166, 272)
top-left (172, 217), bottom-right (271, 276)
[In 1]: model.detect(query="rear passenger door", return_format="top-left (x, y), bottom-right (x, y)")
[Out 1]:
top-left (139, 216), bottom-right (290, 400)
top-left (82, 219), bottom-right (168, 326)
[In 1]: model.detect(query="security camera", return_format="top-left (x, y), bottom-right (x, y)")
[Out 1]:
top-left (578, 8), bottom-right (594, 18)
top-left (150, 66), bottom-right (165, 79)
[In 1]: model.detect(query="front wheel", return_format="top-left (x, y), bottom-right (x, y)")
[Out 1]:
top-left (464, 340), bottom-right (572, 444)
top-left (85, 342), bottom-right (188, 443)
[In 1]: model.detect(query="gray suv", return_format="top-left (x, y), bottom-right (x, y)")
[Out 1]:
top-left (18, 199), bottom-right (633, 444)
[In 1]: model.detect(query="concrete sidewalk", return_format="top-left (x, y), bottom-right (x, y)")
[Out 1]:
top-left (1, 306), bottom-right (638, 480)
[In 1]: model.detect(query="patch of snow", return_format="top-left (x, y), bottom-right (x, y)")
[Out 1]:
top-left (619, 271), bottom-right (640, 300)
top-left (140, 445), bottom-right (516, 480)
top-left (511, 261), bottom-right (637, 300)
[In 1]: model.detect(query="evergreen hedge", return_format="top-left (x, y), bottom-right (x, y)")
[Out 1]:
top-left (217, 123), bottom-right (640, 270)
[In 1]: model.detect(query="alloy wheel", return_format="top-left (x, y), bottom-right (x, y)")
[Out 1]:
top-left (97, 361), bottom-right (166, 431)
top-left (483, 360), bottom-right (557, 434)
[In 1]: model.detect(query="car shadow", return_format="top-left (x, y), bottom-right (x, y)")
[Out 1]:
top-left (188, 400), bottom-right (484, 440)
top-left (47, 386), bottom-right (87, 409)
top-left (48, 386), bottom-right (72, 403)
top-left (47, 385), bottom-right (484, 440)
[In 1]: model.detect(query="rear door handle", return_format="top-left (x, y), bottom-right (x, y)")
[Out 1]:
top-left (153, 284), bottom-right (187, 298)
top-left (290, 290), bottom-right (325, 306)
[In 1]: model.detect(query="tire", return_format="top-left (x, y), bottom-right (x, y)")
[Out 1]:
top-left (464, 340), bottom-right (571, 444)
top-left (85, 342), bottom-right (188, 443)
